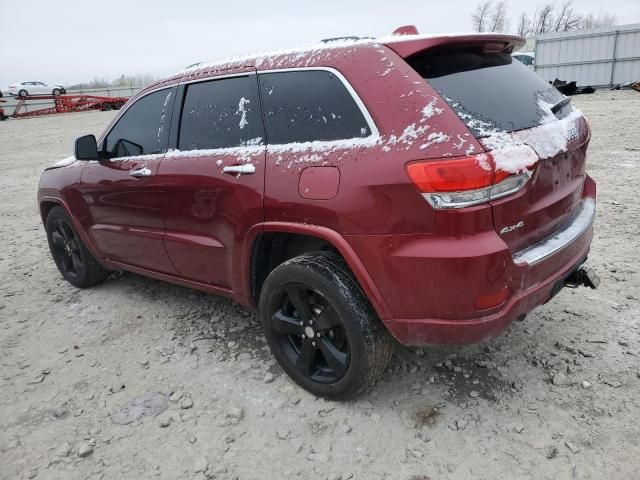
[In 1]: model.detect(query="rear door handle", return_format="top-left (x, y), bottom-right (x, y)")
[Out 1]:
top-left (130, 167), bottom-right (152, 178)
top-left (222, 164), bottom-right (256, 175)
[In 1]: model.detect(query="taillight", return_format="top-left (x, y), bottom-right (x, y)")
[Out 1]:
top-left (406, 152), bottom-right (532, 209)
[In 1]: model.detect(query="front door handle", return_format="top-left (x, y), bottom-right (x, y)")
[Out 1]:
top-left (130, 167), bottom-right (152, 178)
top-left (222, 164), bottom-right (256, 175)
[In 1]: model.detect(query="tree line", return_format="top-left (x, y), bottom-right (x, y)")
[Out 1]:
top-left (471, 1), bottom-right (617, 36)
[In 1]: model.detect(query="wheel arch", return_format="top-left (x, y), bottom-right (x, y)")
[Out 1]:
top-left (39, 199), bottom-right (60, 224)
top-left (242, 222), bottom-right (392, 321)
top-left (39, 196), bottom-right (104, 263)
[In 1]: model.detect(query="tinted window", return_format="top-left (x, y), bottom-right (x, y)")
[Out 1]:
top-left (178, 76), bottom-right (264, 150)
top-left (105, 88), bottom-right (173, 157)
top-left (409, 51), bottom-right (565, 136)
top-left (259, 70), bottom-right (370, 144)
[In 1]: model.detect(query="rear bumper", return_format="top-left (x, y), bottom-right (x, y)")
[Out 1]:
top-left (345, 176), bottom-right (596, 346)
top-left (385, 236), bottom-right (591, 345)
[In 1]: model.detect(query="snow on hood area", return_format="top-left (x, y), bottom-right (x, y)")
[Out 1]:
top-left (51, 155), bottom-right (80, 168)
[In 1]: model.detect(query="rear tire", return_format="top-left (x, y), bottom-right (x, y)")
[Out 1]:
top-left (45, 207), bottom-right (110, 288)
top-left (259, 251), bottom-right (394, 399)
top-left (101, 102), bottom-right (112, 111)
top-left (18, 89), bottom-right (28, 98)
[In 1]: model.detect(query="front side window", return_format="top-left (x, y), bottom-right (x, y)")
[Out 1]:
top-left (104, 88), bottom-right (173, 158)
top-left (258, 70), bottom-right (371, 144)
top-left (178, 76), bottom-right (264, 150)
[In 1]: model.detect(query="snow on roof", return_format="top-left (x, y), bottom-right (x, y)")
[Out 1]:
top-left (175, 31), bottom-right (518, 77)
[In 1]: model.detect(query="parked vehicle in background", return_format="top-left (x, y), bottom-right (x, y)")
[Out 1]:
top-left (9, 81), bottom-right (66, 97)
top-left (38, 28), bottom-right (598, 399)
top-left (512, 51), bottom-right (535, 68)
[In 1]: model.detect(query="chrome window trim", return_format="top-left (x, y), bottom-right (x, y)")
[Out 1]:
top-left (255, 66), bottom-right (380, 140)
top-left (512, 198), bottom-right (596, 266)
top-left (99, 66), bottom-right (380, 149)
top-left (178, 71), bottom-right (255, 86)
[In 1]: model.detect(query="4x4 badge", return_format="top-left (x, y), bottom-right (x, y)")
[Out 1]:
top-left (500, 221), bottom-right (525, 235)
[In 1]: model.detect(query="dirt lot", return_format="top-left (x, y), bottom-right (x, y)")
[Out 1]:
top-left (1, 90), bottom-right (639, 480)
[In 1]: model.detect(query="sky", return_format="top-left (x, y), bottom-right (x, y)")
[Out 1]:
top-left (1, 0), bottom-right (639, 87)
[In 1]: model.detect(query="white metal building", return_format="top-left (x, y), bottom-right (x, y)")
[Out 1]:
top-left (534, 23), bottom-right (640, 87)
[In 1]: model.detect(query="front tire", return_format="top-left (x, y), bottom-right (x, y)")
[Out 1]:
top-left (259, 252), bottom-right (394, 399)
top-left (18, 89), bottom-right (28, 98)
top-left (45, 207), bottom-right (110, 288)
top-left (52, 88), bottom-right (61, 96)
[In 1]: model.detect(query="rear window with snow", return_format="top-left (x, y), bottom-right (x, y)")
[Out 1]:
top-left (178, 76), bottom-right (264, 150)
top-left (259, 70), bottom-right (370, 144)
top-left (409, 50), bottom-right (566, 137)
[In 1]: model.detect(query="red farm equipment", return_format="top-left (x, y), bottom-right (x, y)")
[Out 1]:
top-left (10, 94), bottom-right (129, 118)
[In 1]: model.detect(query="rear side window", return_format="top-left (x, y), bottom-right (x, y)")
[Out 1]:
top-left (178, 76), bottom-right (264, 150)
top-left (409, 51), bottom-right (565, 136)
top-left (105, 88), bottom-right (173, 157)
top-left (259, 70), bottom-right (371, 144)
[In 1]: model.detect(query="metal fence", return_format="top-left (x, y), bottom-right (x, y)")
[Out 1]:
top-left (1, 85), bottom-right (144, 114)
top-left (535, 23), bottom-right (640, 87)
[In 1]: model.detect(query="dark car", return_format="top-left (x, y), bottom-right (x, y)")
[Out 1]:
top-left (38, 28), bottom-right (598, 399)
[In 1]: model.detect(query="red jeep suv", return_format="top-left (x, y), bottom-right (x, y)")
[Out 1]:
top-left (38, 29), bottom-right (598, 399)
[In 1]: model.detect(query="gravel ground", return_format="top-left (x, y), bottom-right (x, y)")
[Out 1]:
top-left (1, 90), bottom-right (639, 480)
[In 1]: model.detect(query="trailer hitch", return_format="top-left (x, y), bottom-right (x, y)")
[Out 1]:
top-left (565, 266), bottom-right (600, 289)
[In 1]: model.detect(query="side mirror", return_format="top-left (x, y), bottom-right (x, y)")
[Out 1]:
top-left (74, 134), bottom-right (98, 160)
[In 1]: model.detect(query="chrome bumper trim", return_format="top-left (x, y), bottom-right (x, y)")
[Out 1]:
top-left (512, 198), bottom-right (596, 266)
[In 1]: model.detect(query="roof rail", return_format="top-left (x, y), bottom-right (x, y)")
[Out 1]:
top-left (320, 36), bottom-right (373, 43)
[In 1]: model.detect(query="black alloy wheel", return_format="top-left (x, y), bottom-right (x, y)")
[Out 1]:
top-left (49, 217), bottom-right (84, 281)
top-left (45, 207), bottom-right (110, 288)
top-left (259, 252), bottom-right (394, 399)
top-left (271, 284), bottom-right (349, 383)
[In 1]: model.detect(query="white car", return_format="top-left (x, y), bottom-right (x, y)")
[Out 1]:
top-left (8, 81), bottom-right (66, 97)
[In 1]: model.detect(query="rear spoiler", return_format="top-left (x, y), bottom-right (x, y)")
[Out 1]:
top-left (383, 34), bottom-right (526, 59)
